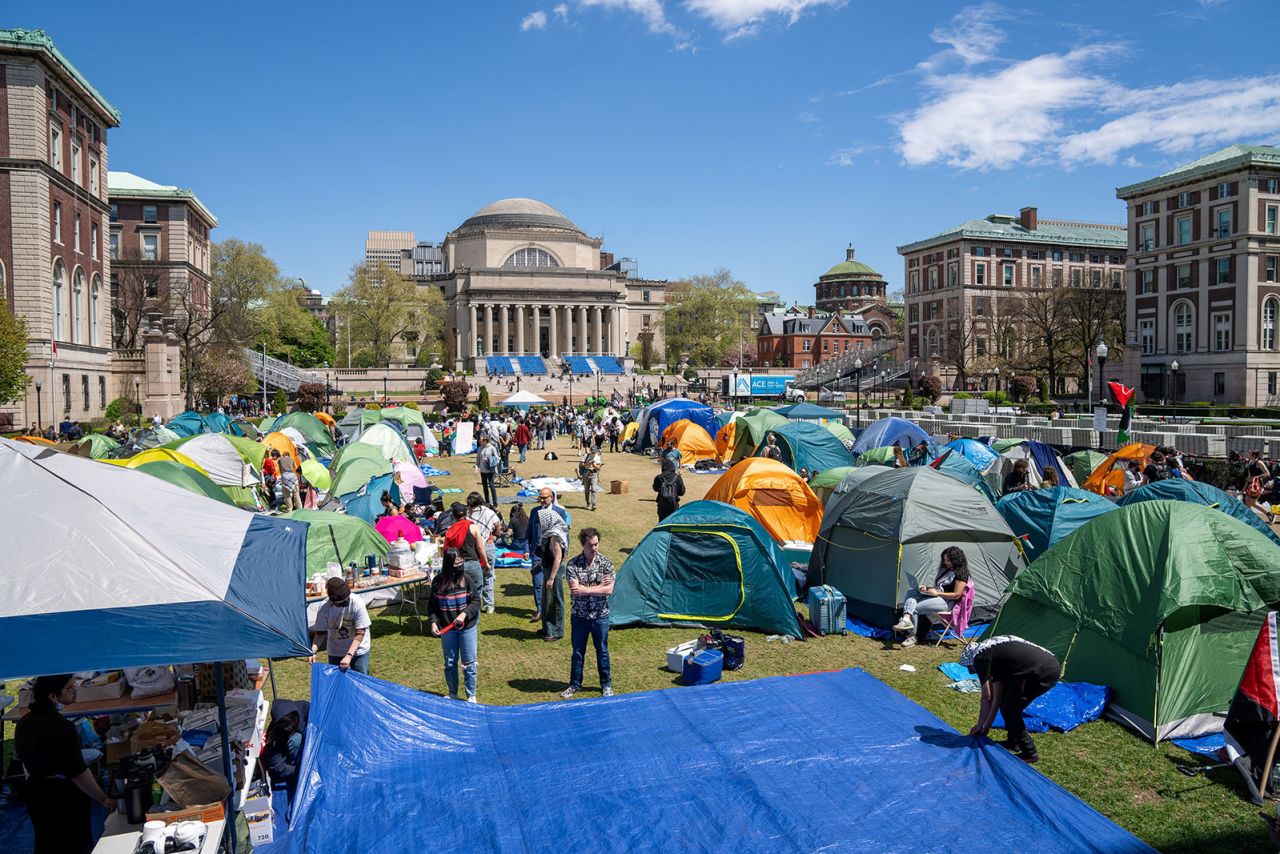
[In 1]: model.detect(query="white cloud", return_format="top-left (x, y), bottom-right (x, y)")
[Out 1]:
top-left (521, 9), bottom-right (549, 30)
top-left (827, 145), bottom-right (870, 167)
top-left (924, 1), bottom-right (1008, 67)
top-left (580, 0), bottom-right (680, 35)
top-left (554, 3), bottom-right (570, 18)
top-left (684, 0), bottom-right (844, 39)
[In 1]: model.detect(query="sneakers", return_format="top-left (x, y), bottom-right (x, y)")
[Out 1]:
top-left (901, 636), bottom-right (917, 648)
top-left (484, 605), bottom-right (495, 614)
top-left (447, 693), bottom-right (459, 701)
top-left (892, 614), bottom-right (915, 632)
top-left (561, 685), bottom-right (579, 699)
top-left (466, 695), bottom-right (478, 704)
top-left (602, 686), bottom-right (614, 697)
top-left (528, 612), bottom-right (541, 623)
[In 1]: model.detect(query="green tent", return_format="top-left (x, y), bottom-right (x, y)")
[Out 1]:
top-left (380, 406), bottom-right (427, 435)
top-left (991, 500), bottom-right (1280, 742)
top-left (72, 433), bottom-right (120, 459)
top-left (990, 437), bottom-right (1027, 453)
top-left (330, 444), bottom-right (394, 498)
top-left (753, 421), bottom-right (852, 474)
top-left (728, 408), bottom-right (789, 462)
top-left (301, 458), bottom-right (332, 493)
top-left (274, 412), bottom-right (337, 458)
top-left (285, 510), bottom-right (389, 574)
top-left (134, 460), bottom-right (238, 506)
top-left (808, 466), bottom-right (1026, 627)
top-left (359, 408), bottom-right (386, 429)
top-left (1064, 450), bottom-right (1107, 486)
top-left (855, 446), bottom-right (899, 467)
top-left (824, 421), bottom-right (855, 445)
top-left (808, 465), bottom-right (858, 502)
top-left (610, 501), bottom-right (801, 638)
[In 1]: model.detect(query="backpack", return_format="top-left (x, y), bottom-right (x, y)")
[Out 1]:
top-left (658, 472), bottom-right (680, 503)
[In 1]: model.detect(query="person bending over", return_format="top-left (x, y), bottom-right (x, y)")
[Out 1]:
top-left (964, 635), bottom-right (1060, 763)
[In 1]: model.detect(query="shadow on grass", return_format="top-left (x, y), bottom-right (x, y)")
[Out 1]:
top-left (508, 677), bottom-right (563, 694)
top-left (483, 626), bottom-right (541, 640)
top-left (502, 582), bottom-right (534, 597)
top-left (1161, 829), bottom-right (1272, 854)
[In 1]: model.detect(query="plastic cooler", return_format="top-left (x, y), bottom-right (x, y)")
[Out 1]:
top-left (681, 649), bottom-right (724, 686)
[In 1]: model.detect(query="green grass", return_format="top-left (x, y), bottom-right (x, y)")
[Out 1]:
top-left (271, 436), bottom-right (1271, 852)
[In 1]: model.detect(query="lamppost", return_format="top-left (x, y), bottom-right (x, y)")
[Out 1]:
top-left (878, 370), bottom-right (886, 406)
top-left (35, 378), bottom-right (42, 431)
top-left (134, 380), bottom-right (141, 429)
top-left (261, 342), bottom-right (268, 414)
top-left (853, 357), bottom-right (863, 427)
top-left (324, 366), bottom-right (331, 410)
top-left (1095, 341), bottom-right (1108, 408)
top-left (994, 366), bottom-right (1001, 399)
top-left (1170, 359), bottom-right (1179, 408)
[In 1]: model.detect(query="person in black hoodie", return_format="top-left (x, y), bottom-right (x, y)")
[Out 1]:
top-left (652, 458), bottom-right (685, 522)
top-left (429, 548), bottom-right (482, 702)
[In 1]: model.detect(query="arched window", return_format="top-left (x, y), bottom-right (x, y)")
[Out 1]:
top-left (1263, 297), bottom-right (1278, 351)
top-left (1172, 300), bottom-right (1194, 354)
top-left (926, 326), bottom-right (940, 357)
top-left (90, 274), bottom-right (101, 347)
top-left (52, 260), bottom-right (65, 341)
top-left (72, 267), bottom-right (84, 344)
top-left (503, 247), bottom-right (559, 268)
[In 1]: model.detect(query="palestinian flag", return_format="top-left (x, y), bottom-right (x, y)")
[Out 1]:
top-left (1223, 611), bottom-right (1280, 805)
top-left (1107, 381), bottom-right (1135, 445)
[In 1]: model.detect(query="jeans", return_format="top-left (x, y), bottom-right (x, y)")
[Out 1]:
top-left (541, 563), bottom-right (565, 639)
top-left (280, 474), bottom-right (301, 513)
top-left (462, 559), bottom-right (483, 603)
top-left (441, 623), bottom-right (478, 698)
top-left (902, 594), bottom-right (950, 639)
top-left (328, 651), bottom-right (370, 675)
top-left (482, 544), bottom-right (496, 609)
top-left (519, 443), bottom-right (528, 463)
top-left (569, 614), bottom-right (612, 689)
top-left (530, 566), bottom-right (544, 614)
top-left (480, 471), bottom-right (497, 505)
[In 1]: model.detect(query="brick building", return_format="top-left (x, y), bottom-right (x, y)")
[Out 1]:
top-left (0, 29), bottom-right (119, 430)
top-left (897, 208), bottom-right (1126, 392)
top-left (1115, 144), bottom-right (1280, 406)
top-left (756, 308), bottom-right (878, 369)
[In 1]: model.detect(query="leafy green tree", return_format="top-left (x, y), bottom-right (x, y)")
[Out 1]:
top-left (477, 386), bottom-right (490, 410)
top-left (273, 388), bottom-right (288, 413)
top-left (0, 304), bottom-right (30, 405)
top-left (255, 285), bottom-right (335, 368)
top-left (1038, 376), bottom-right (1050, 403)
top-left (662, 269), bottom-right (757, 368)
top-left (194, 346), bottom-right (253, 408)
top-left (330, 263), bottom-right (445, 367)
top-left (902, 380), bottom-right (916, 408)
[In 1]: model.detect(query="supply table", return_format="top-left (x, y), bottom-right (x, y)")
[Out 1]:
top-left (307, 572), bottom-right (431, 629)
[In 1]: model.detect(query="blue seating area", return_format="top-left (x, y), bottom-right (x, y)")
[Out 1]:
top-left (517, 356), bottom-right (547, 375)
top-left (593, 356), bottom-right (624, 375)
top-left (562, 355), bottom-right (594, 375)
top-left (486, 356), bottom-right (514, 376)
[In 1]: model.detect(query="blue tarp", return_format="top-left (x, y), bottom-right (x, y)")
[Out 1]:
top-left (940, 663), bottom-right (1110, 734)
top-left (637, 398), bottom-right (718, 451)
top-left (269, 665), bottom-right (1152, 854)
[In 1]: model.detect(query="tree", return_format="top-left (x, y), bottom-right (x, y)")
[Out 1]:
top-left (944, 317), bottom-right (977, 391)
top-left (1063, 286), bottom-right (1126, 394)
top-left (273, 388), bottom-right (288, 413)
top-left (719, 339), bottom-right (758, 369)
top-left (1009, 374), bottom-right (1037, 403)
top-left (256, 285), bottom-right (335, 368)
top-left (1014, 286), bottom-right (1073, 398)
top-left (662, 269), bottom-right (757, 368)
top-left (1038, 376), bottom-right (1050, 403)
top-left (295, 382), bottom-right (326, 412)
top-left (440, 381), bottom-right (469, 412)
top-left (110, 242), bottom-right (166, 350)
top-left (330, 263), bottom-right (444, 368)
top-left (902, 380), bottom-right (916, 408)
top-left (0, 304), bottom-right (30, 405)
top-left (193, 346), bottom-right (254, 408)
top-left (918, 374), bottom-right (942, 403)
top-left (477, 386), bottom-right (491, 411)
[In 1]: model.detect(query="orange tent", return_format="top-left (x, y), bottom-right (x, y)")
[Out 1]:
top-left (660, 420), bottom-right (718, 467)
top-left (705, 457), bottom-right (823, 543)
top-left (714, 421), bottom-right (737, 462)
top-left (262, 431), bottom-right (302, 469)
top-left (314, 411), bottom-right (337, 428)
top-left (1082, 443), bottom-right (1155, 496)
top-left (13, 435), bottom-right (55, 446)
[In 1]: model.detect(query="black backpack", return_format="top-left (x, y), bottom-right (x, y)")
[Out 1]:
top-left (658, 472), bottom-right (680, 502)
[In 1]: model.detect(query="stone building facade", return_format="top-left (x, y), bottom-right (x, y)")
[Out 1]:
top-left (1115, 144), bottom-right (1280, 406)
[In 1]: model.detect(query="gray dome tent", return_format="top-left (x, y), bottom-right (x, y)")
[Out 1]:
top-left (807, 466), bottom-right (1027, 628)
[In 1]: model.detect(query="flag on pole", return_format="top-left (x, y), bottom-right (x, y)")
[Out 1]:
top-left (1107, 381), bottom-right (1134, 444)
top-left (1223, 611), bottom-right (1280, 805)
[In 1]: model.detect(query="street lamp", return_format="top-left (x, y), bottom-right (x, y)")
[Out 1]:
top-left (34, 378), bottom-right (42, 432)
top-left (134, 380), bottom-right (141, 429)
top-left (1170, 359), bottom-right (1179, 408)
top-left (853, 357), bottom-right (863, 427)
top-left (994, 366), bottom-right (1001, 398)
top-left (1095, 341), bottom-right (1109, 408)
top-left (383, 364), bottom-right (389, 403)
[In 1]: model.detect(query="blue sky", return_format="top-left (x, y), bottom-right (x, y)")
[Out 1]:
top-left (14, 1), bottom-right (1280, 302)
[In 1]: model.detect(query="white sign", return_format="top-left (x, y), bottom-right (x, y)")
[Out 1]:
top-left (734, 375), bottom-right (751, 398)
top-left (1092, 407), bottom-right (1108, 433)
top-left (453, 422), bottom-right (476, 455)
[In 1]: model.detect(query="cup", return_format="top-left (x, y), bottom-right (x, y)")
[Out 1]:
top-left (366, 554), bottom-right (377, 570)
top-left (141, 820), bottom-right (166, 845)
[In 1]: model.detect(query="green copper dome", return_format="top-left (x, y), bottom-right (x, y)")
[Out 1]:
top-left (820, 247), bottom-right (882, 280)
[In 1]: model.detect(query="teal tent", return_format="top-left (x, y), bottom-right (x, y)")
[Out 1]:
top-left (610, 501), bottom-right (801, 638)
top-left (932, 449), bottom-right (999, 504)
top-left (167, 411), bottom-right (209, 438)
top-left (996, 487), bottom-right (1117, 560)
top-left (754, 421), bottom-right (851, 474)
top-left (774, 402), bottom-right (843, 421)
top-left (1119, 479), bottom-right (1280, 546)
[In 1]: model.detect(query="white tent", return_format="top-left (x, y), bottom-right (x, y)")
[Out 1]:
top-left (174, 433), bottom-right (259, 487)
top-left (501, 390), bottom-right (551, 409)
top-left (355, 421), bottom-right (416, 464)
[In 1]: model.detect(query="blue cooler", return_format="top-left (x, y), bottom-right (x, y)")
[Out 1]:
top-left (681, 649), bottom-right (724, 686)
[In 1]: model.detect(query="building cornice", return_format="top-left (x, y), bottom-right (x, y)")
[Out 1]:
top-left (1116, 149), bottom-right (1280, 199)
top-left (108, 187), bottom-right (218, 228)
top-left (0, 157), bottom-right (111, 213)
top-left (0, 29), bottom-right (120, 125)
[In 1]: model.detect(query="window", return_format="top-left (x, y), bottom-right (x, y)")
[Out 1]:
top-left (998, 248), bottom-right (1013, 258)
top-left (98, 376), bottom-right (106, 410)
top-left (1177, 191), bottom-right (1193, 208)
top-left (61, 374), bottom-right (70, 414)
top-left (71, 268), bottom-right (83, 344)
top-left (1141, 201), bottom-right (1157, 216)
top-left (109, 203), bottom-right (118, 223)
top-left (144, 276), bottom-right (158, 299)
top-left (81, 375), bottom-right (89, 411)
top-left (1267, 205), bottom-right (1278, 235)
top-left (976, 337), bottom-right (987, 357)
top-left (1173, 301), bottom-right (1194, 353)
top-left (91, 224), bottom-right (98, 259)
top-left (1027, 251), bottom-right (1042, 260)
top-left (503, 247), bottom-right (558, 268)
top-left (1090, 254), bottom-right (1101, 264)
top-left (1051, 250), bottom-right (1063, 262)
top-left (1176, 215), bottom-right (1192, 245)
top-left (926, 326), bottom-right (940, 356)
top-left (1263, 298), bottom-right (1278, 350)
top-left (1002, 263), bottom-right (1014, 286)
top-left (142, 205), bottom-right (158, 224)
top-left (974, 262), bottom-right (986, 285)
top-left (90, 275), bottom-right (100, 346)
top-left (972, 246), bottom-right (988, 257)
top-left (1070, 252), bottom-right (1083, 263)
top-left (53, 202), bottom-right (62, 243)
top-left (49, 124), bottom-right (61, 170)
top-left (1270, 372), bottom-right (1278, 396)
top-left (642, 290), bottom-right (650, 303)
top-left (142, 233), bottom-right (158, 261)
top-left (1214, 372), bottom-right (1225, 397)
top-left (1213, 312), bottom-right (1232, 351)
top-left (909, 271), bottom-right (919, 292)
top-left (1268, 256), bottom-right (1278, 282)
top-left (975, 299), bottom-right (986, 316)
top-left (1111, 270), bottom-right (1123, 287)
top-left (1139, 223), bottom-right (1155, 251)
top-left (1051, 268), bottom-right (1063, 287)
top-left (109, 232), bottom-right (119, 259)
top-left (948, 263), bottom-right (958, 287)
top-left (1071, 268), bottom-right (1083, 287)
top-left (821, 339), bottom-right (829, 353)
top-left (642, 314), bottom-right (650, 327)
top-left (1090, 270), bottom-right (1102, 288)
top-left (1217, 182), bottom-right (1233, 199)
top-left (70, 138), bottom-right (81, 184)
top-left (52, 261), bottom-right (65, 341)
top-left (89, 155), bottom-right (98, 195)
top-left (1268, 178), bottom-right (1280, 194)
top-left (1215, 207), bottom-right (1232, 238)
top-left (73, 215), bottom-right (80, 252)
top-left (802, 339), bottom-right (811, 352)
top-left (1139, 269), bottom-right (1156, 294)
top-left (1176, 263), bottom-right (1191, 290)
top-left (1139, 320), bottom-right (1155, 355)
top-left (929, 267), bottom-right (938, 289)
top-left (1216, 257), bottom-right (1231, 285)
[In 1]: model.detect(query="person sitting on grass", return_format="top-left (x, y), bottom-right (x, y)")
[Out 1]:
top-left (429, 547), bottom-right (481, 702)
top-left (893, 546), bottom-right (970, 648)
top-left (964, 635), bottom-right (1060, 763)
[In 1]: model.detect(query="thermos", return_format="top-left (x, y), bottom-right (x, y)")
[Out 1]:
top-left (124, 770), bottom-right (152, 825)
top-left (176, 675), bottom-right (195, 711)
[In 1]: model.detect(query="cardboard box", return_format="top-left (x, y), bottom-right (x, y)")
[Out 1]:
top-left (609, 480), bottom-right (629, 494)
top-left (76, 674), bottom-right (127, 703)
top-left (146, 801), bottom-right (225, 825)
top-left (103, 739), bottom-right (134, 765)
top-left (243, 795), bottom-right (274, 845)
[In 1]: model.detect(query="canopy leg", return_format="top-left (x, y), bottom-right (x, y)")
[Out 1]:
top-left (215, 663), bottom-right (238, 854)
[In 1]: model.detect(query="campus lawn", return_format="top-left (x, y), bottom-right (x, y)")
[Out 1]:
top-left (273, 434), bottom-right (1270, 852)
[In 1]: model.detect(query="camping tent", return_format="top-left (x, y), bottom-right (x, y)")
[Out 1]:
top-left (610, 501), bottom-right (801, 638)
top-left (942, 438), bottom-right (999, 474)
top-left (263, 431), bottom-right (303, 469)
top-left (931, 449), bottom-right (999, 503)
top-left (314, 411), bottom-right (337, 429)
top-left (69, 433), bottom-right (120, 459)
top-left (165, 433), bottom-right (261, 487)
top-left (134, 460), bottom-right (238, 507)
top-left (1065, 449), bottom-right (1107, 487)
top-left (301, 459), bottom-right (332, 493)
top-left (274, 412), bottom-right (338, 458)
top-left (704, 457), bottom-right (823, 544)
top-left (285, 510), bottom-right (388, 574)
top-left (855, 446), bottom-right (902, 467)
top-left (727, 408), bottom-right (790, 462)
top-left (355, 421), bottom-right (416, 464)
top-left (754, 421), bottom-right (852, 474)
top-left (337, 407), bottom-right (366, 440)
top-left (167, 410), bottom-right (211, 438)
top-left (380, 407), bottom-right (435, 449)
top-left (660, 420), bottom-right (719, 467)
top-left (393, 460), bottom-right (428, 491)
top-left (500, 391), bottom-right (551, 410)
top-left (808, 465), bottom-right (858, 503)
top-left (986, 440), bottom-right (1079, 494)
top-left (995, 487), bottom-right (1117, 559)
top-left (135, 426), bottom-right (181, 449)
top-left (824, 421), bottom-right (855, 447)
top-left (111, 447), bottom-right (209, 475)
top-left (714, 421), bottom-right (737, 462)
top-left (991, 501), bottom-right (1280, 741)
top-left (1119, 479), bottom-right (1280, 546)
top-left (340, 473), bottom-right (402, 525)
top-left (1082, 444), bottom-right (1155, 496)
top-left (850, 416), bottom-right (932, 460)
top-left (808, 466), bottom-right (1026, 627)
top-left (636, 398), bottom-right (717, 452)
top-left (329, 444), bottom-right (394, 498)
top-left (832, 467), bottom-right (886, 496)
top-left (774, 402), bottom-right (843, 421)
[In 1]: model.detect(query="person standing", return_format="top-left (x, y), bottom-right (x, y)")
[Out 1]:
top-left (278, 449), bottom-right (302, 513)
top-left (428, 547), bottom-right (482, 702)
top-left (309, 578), bottom-right (372, 673)
top-left (653, 458), bottom-right (685, 521)
top-left (262, 450), bottom-right (280, 510)
top-left (15, 675), bottom-right (114, 854)
top-left (579, 445), bottom-right (603, 512)
top-left (515, 418), bottom-right (531, 463)
top-left (561, 527), bottom-right (615, 698)
top-left (476, 433), bottom-right (500, 506)
top-left (964, 635), bottom-right (1061, 763)
top-left (467, 492), bottom-right (501, 613)
top-left (607, 417), bottom-right (621, 453)
top-left (527, 487), bottom-right (570, 640)
top-left (760, 433), bottom-right (783, 462)
top-left (443, 502), bottom-right (490, 607)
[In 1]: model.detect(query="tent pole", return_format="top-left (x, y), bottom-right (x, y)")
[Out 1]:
top-left (215, 662), bottom-right (238, 854)
top-left (267, 658), bottom-right (278, 702)
top-left (1258, 718), bottom-right (1280, 798)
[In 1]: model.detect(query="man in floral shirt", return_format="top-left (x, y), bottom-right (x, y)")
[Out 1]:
top-left (561, 527), bottom-right (615, 698)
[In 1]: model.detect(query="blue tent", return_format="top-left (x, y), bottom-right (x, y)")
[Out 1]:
top-left (271, 665), bottom-right (1153, 853)
top-left (753, 421), bottom-right (852, 474)
top-left (1118, 478), bottom-right (1280, 546)
top-left (933, 449), bottom-right (999, 503)
top-left (167, 410), bottom-right (210, 438)
top-left (204, 411), bottom-right (233, 433)
top-left (997, 487), bottom-right (1118, 559)
top-left (339, 473), bottom-right (403, 525)
top-left (637, 398), bottom-right (717, 451)
top-left (942, 437), bottom-right (999, 473)
top-left (773, 402), bottom-right (843, 421)
top-left (851, 416), bottom-right (934, 460)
